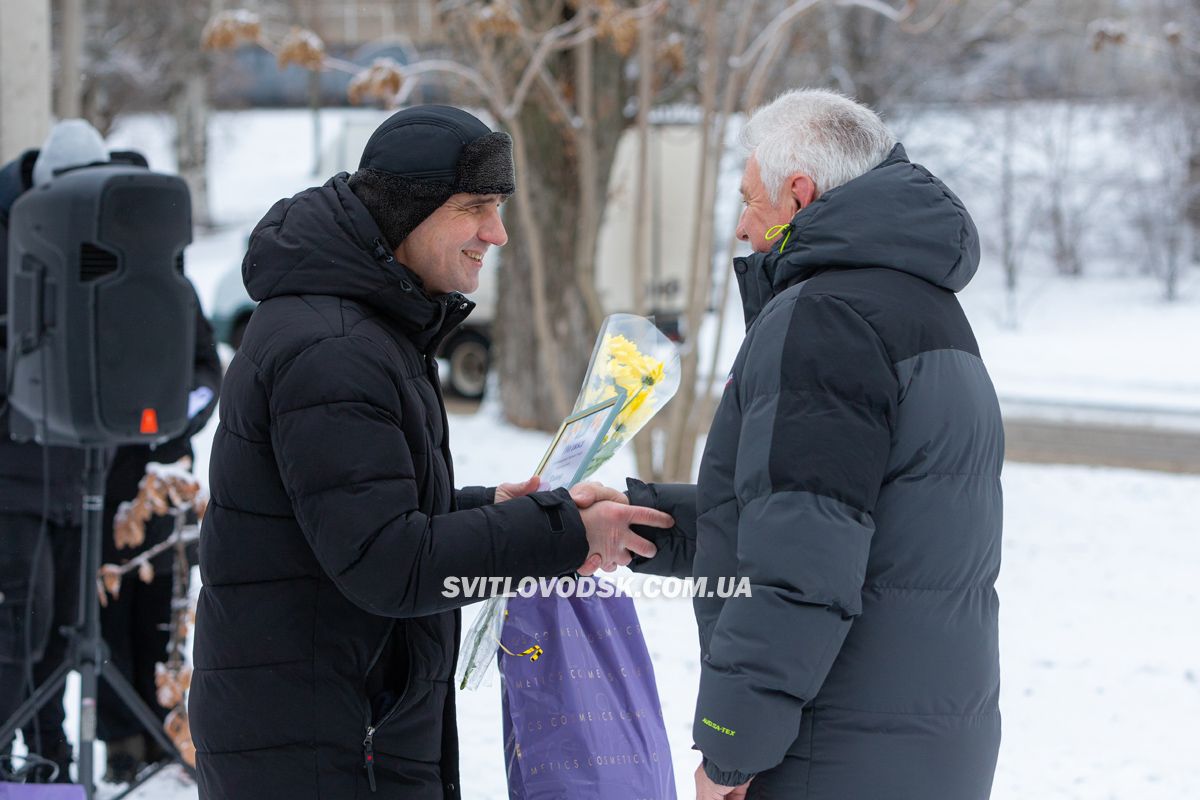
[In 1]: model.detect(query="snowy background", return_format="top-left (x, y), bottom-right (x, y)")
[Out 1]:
top-left (40, 107), bottom-right (1200, 798)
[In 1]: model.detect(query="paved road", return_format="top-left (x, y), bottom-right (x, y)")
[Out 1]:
top-left (1003, 417), bottom-right (1200, 474)
top-left (447, 395), bottom-right (1200, 474)
top-left (444, 395), bottom-right (482, 416)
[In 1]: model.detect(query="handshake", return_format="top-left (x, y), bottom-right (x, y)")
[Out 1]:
top-left (495, 476), bottom-right (673, 575)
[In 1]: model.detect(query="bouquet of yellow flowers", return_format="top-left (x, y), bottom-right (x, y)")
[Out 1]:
top-left (457, 314), bottom-right (680, 691)
top-left (571, 314), bottom-right (681, 481)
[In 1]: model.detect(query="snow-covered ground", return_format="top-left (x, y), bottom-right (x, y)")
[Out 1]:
top-left (97, 442), bottom-right (1200, 800)
top-left (28, 107), bottom-right (1200, 797)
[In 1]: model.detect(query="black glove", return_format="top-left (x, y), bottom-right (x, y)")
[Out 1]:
top-left (624, 478), bottom-right (698, 578)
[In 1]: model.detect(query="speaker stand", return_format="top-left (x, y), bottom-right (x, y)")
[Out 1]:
top-left (0, 447), bottom-right (196, 798)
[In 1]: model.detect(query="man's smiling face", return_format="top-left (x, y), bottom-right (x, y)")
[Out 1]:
top-left (393, 192), bottom-right (508, 295)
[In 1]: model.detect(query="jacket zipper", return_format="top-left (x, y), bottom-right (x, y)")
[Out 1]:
top-left (354, 285), bottom-right (470, 793)
top-left (361, 665), bottom-right (416, 793)
top-left (363, 726), bottom-right (377, 792)
top-left (360, 619), bottom-right (401, 793)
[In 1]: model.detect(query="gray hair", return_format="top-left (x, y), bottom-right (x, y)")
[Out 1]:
top-left (740, 88), bottom-right (896, 199)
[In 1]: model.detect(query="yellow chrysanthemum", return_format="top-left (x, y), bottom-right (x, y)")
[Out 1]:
top-left (580, 333), bottom-right (666, 448)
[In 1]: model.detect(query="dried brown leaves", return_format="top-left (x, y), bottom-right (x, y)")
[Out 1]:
top-left (164, 706), bottom-right (197, 767)
top-left (278, 27), bottom-right (326, 71)
top-left (201, 10), bottom-right (262, 51)
top-left (113, 457), bottom-right (202, 551)
top-left (348, 58), bottom-right (405, 105)
top-left (472, 0), bottom-right (524, 38)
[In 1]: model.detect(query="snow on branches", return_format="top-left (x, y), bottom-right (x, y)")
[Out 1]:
top-left (112, 457), bottom-right (205, 552)
top-left (348, 58), bottom-right (406, 106)
top-left (100, 455), bottom-right (205, 767)
top-left (1089, 18), bottom-right (1129, 52)
top-left (200, 10), bottom-right (262, 51)
top-left (472, 0), bottom-right (524, 37)
top-left (277, 27), bottom-right (327, 71)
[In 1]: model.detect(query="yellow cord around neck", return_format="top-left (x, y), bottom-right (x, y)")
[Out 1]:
top-left (765, 223), bottom-right (792, 254)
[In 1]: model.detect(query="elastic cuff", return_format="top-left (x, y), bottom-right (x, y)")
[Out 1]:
top-left (702, 756), bottom-right (755, 788)
top-left (456, 485), bottom-right (495, 510)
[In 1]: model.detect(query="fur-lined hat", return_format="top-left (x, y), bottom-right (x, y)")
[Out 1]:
top-left (348, 105), bottom-right (515, 248)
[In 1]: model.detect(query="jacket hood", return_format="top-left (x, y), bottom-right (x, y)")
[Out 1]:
top-left (736, 143), bottom-right (980, 326)
top-left (242, 174), bottom-right (473, 350)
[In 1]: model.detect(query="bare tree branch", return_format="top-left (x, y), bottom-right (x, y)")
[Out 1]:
top-left (507, 13), bottom-right (590, 118)
top-left (399, 59), bottom-right (499, 105)
top-left (899, 0), bottom-right (958, 35)
top-left (732, 0), bottom-right (911, 70)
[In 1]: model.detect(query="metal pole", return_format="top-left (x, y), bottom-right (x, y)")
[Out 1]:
top-left (75, 446), bottom-right (106, 798)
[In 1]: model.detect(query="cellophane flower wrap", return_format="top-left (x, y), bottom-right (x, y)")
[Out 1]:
top-left (572, 313), bottom-right (682, 480)
top-left (456, 314), bottom-right (681, 691)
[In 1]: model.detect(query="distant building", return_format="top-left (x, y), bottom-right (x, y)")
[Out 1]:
top-left (296, 0), bottom-right (444, 48)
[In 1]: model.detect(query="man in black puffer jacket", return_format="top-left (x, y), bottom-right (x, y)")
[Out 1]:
top-left (189, 105), bottom-right (669, 799)
top-left (628, 89), bottom-right (1004, 799)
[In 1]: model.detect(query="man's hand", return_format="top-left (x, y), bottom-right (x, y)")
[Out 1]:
top-left (497, 478), bottom-right (632, 510)
top-left (569, 481), bottom-right (629, 509)
top-left (695, 763), bottom-right (751, 800)
top-left (571, 482), bottom-right (631, 575)
top-left (576, 500), bottom-right (669, 575)
top-left (495, 476), bottom-right (541, 503)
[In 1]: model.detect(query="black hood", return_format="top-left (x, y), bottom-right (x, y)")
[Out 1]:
top-left (736, 143), bottom-right (980, 326)
top-left (242, 174), bottom-right (473, 351)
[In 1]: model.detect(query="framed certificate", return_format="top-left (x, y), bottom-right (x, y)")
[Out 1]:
top-left (535, 392), bottom-right (625, 490)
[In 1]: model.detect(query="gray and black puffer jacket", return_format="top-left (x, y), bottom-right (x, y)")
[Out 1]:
top-left (190, 175), bottom-right (589, 799)
top-left (632, 144), bottom-right (1003, 799)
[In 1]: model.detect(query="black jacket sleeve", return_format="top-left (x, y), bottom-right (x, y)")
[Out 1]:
top-left (268, 333), bottom-right (590, 618)
top-left (626, 479), bottom-right (697, 578)
top-left (454, 485), bottom-right (496, 510)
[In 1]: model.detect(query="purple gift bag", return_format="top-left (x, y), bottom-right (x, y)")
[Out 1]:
top-left (500, 591), bottom-right (676, 800)
top-left (0, 785), bottom-right (86, 800)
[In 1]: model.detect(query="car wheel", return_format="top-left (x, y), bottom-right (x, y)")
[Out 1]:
top-left (445, 332), bottom-right (490, 400)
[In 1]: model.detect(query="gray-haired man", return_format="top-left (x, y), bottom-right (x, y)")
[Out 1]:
top-left (629, 89), bottom-right (1004, 799)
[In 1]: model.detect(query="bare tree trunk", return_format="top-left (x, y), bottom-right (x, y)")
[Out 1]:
top-left (57, 0), bottom-right (84, 119)
top-left (496, 75), bottom-right (625, 428)
top-left (1189, 140), bottom-right (1200, 262)
top-left (166, 3), bottom-right (214, 228)
top-left (173, 72), bottom-right (210, 229)
top-left (573, 34), bottom-right (605, 335)
top-left (309, 69), bottom-right (322, 177)
top-left (1000, 102), bottom-right (1019, 329)
top-left (0, 0), bottom-right (51, 161)
top-left (822, 0), bottom-right (856, 95)
top-left (677, 2), bottom-right (762, 480)
top-left (631, 8), bottom-right (657, 477)
top-left (661, 0), bottom-right (721, 482)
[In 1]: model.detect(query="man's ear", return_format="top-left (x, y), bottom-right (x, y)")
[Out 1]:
top-left (789, 174), bottom-right (817, 210)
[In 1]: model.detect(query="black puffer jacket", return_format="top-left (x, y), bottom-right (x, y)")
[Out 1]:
top-left (632, 144), bottom-right (1003, 799)
top-left (190, 175), bottom-right (589, 799)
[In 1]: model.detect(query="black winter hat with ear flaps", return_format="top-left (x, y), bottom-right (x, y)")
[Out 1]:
top-left (347, 105), bottom-right (515, 249)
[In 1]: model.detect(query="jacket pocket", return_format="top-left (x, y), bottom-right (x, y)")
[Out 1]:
top-left (362, 621), bottom-right (412, 729)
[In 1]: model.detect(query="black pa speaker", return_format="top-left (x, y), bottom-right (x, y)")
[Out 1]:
top-left (5, 164), bottom-right (195, 446)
